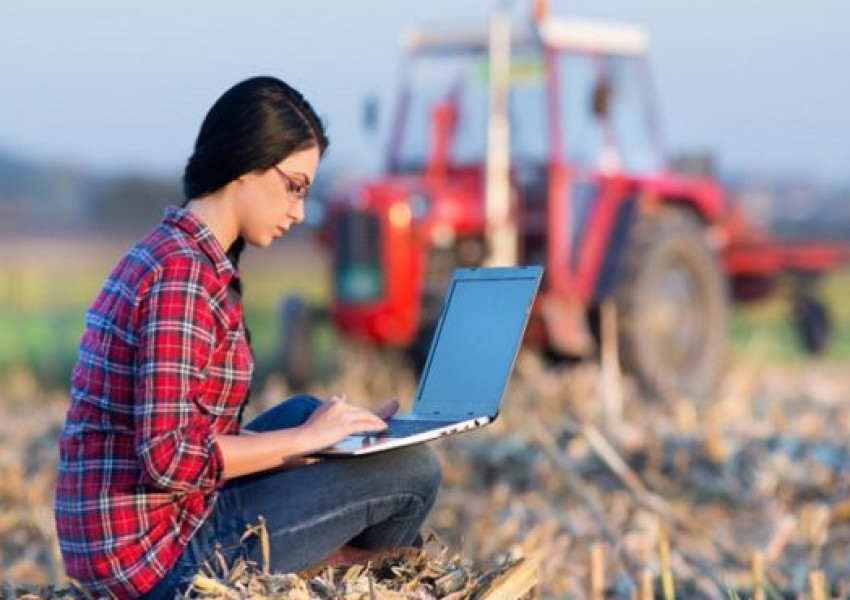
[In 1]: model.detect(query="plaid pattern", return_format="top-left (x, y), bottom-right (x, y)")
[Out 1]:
top-left (56, 207), bottom-right (254, 599)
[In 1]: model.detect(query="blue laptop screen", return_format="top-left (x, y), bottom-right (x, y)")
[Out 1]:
top-left (413, 267), bottom-right (541, 419)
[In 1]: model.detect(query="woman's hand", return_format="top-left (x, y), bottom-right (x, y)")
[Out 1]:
top-left (217, 395), bottom-right (399, 479)
top-left (299, 394), bottom-right (389, 450)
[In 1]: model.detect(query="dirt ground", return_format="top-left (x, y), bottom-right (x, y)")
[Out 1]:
top-left (2, 351), bottom-right (850, 598)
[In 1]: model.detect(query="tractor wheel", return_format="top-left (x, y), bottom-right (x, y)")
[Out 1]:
top-left (792, 286), bottom-right (832, 355)
top-left (614, 208), bottom-right (728, 401)
top-left (279, 294), bottom-right (315, 392)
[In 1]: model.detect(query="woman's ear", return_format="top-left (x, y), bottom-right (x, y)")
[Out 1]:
top-left (235, 169), bottom-right (264, 184)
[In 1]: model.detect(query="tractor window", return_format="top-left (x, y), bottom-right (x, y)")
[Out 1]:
top-left (558, 52), bottom-right (662, 175)
top-left (558, 52), bottom-right (607, 169)
top-left (393, 52), bottom-right (488, 171)
top-left (453, 66), bottom-right (489, 165)
top-left (606, 55), bottom-right (662, 174)
top-left (509, 55), bottom-right (548, 163)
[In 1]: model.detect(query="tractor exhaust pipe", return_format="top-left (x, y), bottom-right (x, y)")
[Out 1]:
top-left (484, 9), bottom-right (517, 267)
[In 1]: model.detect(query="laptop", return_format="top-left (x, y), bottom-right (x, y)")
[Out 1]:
top-left (317, 265), bottom-right (543, 456)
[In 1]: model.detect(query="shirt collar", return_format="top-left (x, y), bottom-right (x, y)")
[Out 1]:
top-left (163, 205), bottom-right (239, 285)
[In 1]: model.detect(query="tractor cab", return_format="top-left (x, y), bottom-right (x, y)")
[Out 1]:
top-left (316, 13), bottom-right (729, 399)
top-left (328, 17), bottom-right (659, 335)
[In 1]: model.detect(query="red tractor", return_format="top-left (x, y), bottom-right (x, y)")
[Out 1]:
top-left (282, 8), bottom-right (849, 400)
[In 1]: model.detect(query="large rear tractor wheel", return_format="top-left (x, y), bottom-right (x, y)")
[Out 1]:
top-left (614, 208), bottom-right (728, 401)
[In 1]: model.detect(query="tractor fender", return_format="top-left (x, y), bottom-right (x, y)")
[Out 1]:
top-left (593, 199), bottom-right (716, 303)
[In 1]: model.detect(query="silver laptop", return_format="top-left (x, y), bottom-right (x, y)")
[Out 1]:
top-left (318, 265), bottom-right (543, 456)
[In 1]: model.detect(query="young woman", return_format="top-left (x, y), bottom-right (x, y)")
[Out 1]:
top-left (55, 76), bottom-right (442, 600)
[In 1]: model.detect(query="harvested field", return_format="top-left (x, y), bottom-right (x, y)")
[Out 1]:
top-left (1, 349), bottom-right (850, 598)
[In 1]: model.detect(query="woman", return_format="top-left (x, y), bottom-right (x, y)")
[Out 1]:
top-left (55, 76), bottom-right (442, 600)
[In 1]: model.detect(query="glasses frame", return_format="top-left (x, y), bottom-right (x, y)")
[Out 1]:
top-left (273, 166), bottom-right (311, 201)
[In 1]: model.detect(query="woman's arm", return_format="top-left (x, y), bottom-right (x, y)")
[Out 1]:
top-left (216, 395), bottom-right (394, 480)
top-left (214, 427), bottom-right (315, 479)
top-left (133, 260), bottom-right (224, 495)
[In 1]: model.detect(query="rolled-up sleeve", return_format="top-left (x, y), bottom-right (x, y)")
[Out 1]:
top-left (133, 257), bottom-right (223, 495)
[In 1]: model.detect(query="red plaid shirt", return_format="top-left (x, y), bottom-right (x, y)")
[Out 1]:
top-left (56, 207), bottom-right (254, 599)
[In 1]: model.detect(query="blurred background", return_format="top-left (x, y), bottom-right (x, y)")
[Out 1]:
top-left (0, 0), bottom-right (847, 383)
top-left (1, 0), bottom-right (848, 387)
top-left (2, 1), bottom-right (850, 595)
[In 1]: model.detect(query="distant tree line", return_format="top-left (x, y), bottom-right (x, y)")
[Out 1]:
top-left (0, 149), bottom-right (181, 235)
top-left (0, 146), bottom-right (847, 238)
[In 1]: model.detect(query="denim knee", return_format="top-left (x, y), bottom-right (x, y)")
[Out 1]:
top-left (245, 395), bottom-right (322, 432)
top-left (392, 445), bottom-right (443, 504)
top-left (285, 395), bottom-right (323, 418)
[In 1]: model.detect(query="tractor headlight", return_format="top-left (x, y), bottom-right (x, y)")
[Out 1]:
top-left (389, 202), bottom-right (412, 229)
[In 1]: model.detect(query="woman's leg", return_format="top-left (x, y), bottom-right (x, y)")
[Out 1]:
top-left (243, 394), bottom-right (322, 432)
top-left (141, 395), bottom-right (328, 598)
top-left (200, 443), bottom-right (441, 573)
top-left (191, 395), bottom-right (442, 573)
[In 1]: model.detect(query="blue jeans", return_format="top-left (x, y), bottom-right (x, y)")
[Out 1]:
top-left (141, 396), bottom-right (442, 599)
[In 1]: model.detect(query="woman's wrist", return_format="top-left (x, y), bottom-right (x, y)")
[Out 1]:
top-left (216, 426), bottom-right (318, 479)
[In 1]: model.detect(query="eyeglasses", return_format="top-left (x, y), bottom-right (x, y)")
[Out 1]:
top-left (273, 166), bottom-right (311, 200)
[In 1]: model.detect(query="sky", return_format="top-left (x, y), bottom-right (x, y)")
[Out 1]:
top-left (1, 0), bottom-right (848, 183)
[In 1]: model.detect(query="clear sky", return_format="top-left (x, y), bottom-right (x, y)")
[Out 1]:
top-left (1, 0), bottom-right (848, 183)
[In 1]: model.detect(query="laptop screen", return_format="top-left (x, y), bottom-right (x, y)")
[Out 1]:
top-left (414, 266), bottom-right (542, 419)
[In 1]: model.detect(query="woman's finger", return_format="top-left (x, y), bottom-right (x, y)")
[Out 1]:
top-left (349, 411), bottom-right (389, 431)
top-left (374, 399), bottom-right (400, 421)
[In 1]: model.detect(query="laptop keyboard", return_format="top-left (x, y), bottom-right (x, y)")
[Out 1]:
top-left (366, 419), bottom-right (458, 438)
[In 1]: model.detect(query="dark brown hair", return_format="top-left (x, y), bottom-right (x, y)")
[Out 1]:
top-left (182, 76), bottom-right (329, 267)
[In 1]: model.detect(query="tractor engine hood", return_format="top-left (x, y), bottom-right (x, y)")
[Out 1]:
top-left (325, 170), bottom-right (486, 346)
top-left (329, 171), bottom-right (487, 245)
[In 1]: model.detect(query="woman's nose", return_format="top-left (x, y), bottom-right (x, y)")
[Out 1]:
top-left (289, 199), bottom-right (305, 224)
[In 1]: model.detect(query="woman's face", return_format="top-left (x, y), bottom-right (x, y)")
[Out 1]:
top-left (236, 145), bottom-right (321, 248)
